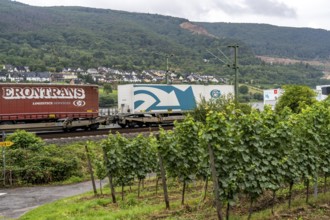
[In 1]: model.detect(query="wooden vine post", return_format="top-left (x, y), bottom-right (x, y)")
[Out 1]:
top-left (85, 145), bottom-right (97, 196)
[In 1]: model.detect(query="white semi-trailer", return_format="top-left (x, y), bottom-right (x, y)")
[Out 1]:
top-left (316, 85), bottom-right (330, 101)
top-left (116, 84), bottom-right (234, 128)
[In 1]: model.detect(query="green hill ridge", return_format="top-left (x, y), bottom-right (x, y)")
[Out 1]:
top-left (0, 0), bottom-right (329, 87)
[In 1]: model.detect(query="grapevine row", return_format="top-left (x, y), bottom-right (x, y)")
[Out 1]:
top-left (101, 99), bottom-right (330, 219)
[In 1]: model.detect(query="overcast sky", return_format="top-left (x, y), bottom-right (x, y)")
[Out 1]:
top-left (15, 0), bottom-right (330, 31)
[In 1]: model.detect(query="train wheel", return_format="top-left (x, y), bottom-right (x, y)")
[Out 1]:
top-left (128, 122), bottom-right (135, 128)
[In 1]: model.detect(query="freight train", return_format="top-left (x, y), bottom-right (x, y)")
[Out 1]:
top-left (0, 83), bottom-right (234, 132)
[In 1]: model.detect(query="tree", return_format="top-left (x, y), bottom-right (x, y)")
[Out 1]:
top-left (99, 95), bottom-right (115, 107)
top-left (103, 83), bottom-right (113, 94)
top-left (5, 130), bottom-right (79, 184)
top-left (275, 85), bottom-right (317, 113)
top-left (239, 85), bottom-right (249, 94)
top-left (253, 92), bottom-right (263, 101)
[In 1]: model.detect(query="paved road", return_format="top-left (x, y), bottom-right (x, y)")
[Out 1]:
top-left (0, 180), bottom-right (106, 219)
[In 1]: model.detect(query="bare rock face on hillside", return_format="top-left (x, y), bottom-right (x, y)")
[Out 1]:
top-left (180, 22), bottom-right (217, 38)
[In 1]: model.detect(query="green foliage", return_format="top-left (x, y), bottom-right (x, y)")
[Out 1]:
top-left (0, 1), bottom-right (329, 86)
top-left (239, 85), bottom-right (249, 94)
top-left (253, 92), bottom-right (263, 100)
top-left (293, 102), bottom-right (330, 182)
top-left (171, 115), bottom-right (205, 182)
top-left (3, 131), bottom-right (82, 184)
top-left (9, 95), bottom-right (330, 218)
top-left (236, 110), bottom-right (269, 198)
top-left (101, 133), bottom-right (158, 189)
top-left (126, 134), bottom-right (157, 180)
top-left (103, 83), bottom-right (113, 94)
top-left (0, 1), bottom-right (241, 74)
top-left (191, 94), bottom-right (235, 123)
top-left (199, 22), bottom-right (330, 60)
top-left (275, 85), bottom-right (317, 113)
top-left (157, 129), bottom-right (177, 174)
top-left (99, 94), bottom-right (115, 107)
top-left (102, 133), bottom-right (129, 186)
top-left (238, 63), bottom-right (328, 87)
top-left (200, 102), bottom-right (240, 202)
top-left (7, 130), bottom-right (43, 150)
top-left (237, 102), bottom-right (253, 113)
top-left (89, 142), bottom-right (107, 182)
top-left (78, 73), bottom-right (96, 84)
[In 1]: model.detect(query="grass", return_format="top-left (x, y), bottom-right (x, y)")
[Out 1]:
top-left (249, 192), bottom-right (330, 220)
top-left (243, 84), bottom-right (263, 93)
top-left (19, 178), bottom-right (330, 220)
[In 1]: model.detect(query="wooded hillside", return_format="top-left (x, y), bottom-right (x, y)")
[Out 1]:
top-left (1, 0), bottom-right (329, 87)
top-left (198, 22), bottom-right (330, 60)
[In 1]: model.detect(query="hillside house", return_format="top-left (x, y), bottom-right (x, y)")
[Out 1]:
top-left (87, 68), bottom-right (98, 75)
top-left (51, 73), bottom-right (65, 82)
top-left (7, 73), bottom-right (23, 82)
top-left (3, 65), bottom-right (29, 73)
top-left (187, 74), bottom-right (202, 83)
top-left (22, 72), bottom-right (51, 82)
top-left (38, 72), bottom-right (52, 82)
top-left (62, 73), bottom-right (77, 81)
top-left (0, 72), bottom-right (7, 81)
top-left (54, 72), bottom-right (79, 82)
top-left (23, 72), bottom-right (38, 81)
top-left (3, 65), bottom-right (14, 73)
top-left (16, 66), bottom-right (29, 72)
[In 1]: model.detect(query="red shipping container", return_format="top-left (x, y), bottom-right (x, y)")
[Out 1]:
top-left (0, 83), bottom-right (99, 122)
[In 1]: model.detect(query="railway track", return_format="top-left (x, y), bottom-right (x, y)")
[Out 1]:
top-left (34, 125), bottom-right (173, 144)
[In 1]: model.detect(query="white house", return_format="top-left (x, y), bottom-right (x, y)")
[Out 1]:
top-left (0, 72), bottom-right (7, 81)
top-left (8, 73), bottom-right (23, 82)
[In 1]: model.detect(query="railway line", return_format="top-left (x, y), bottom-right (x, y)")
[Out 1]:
top-left (33, 125), bottom-right (173, 144)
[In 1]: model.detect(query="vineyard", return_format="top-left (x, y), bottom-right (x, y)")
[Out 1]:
top-left (99, 98), bottom-right (330, 220)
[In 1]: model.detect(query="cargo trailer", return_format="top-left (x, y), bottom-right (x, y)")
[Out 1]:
top-left (116, 84), bottom-right (234, 128)
top-left (0, 83), bottom-right (104, 131)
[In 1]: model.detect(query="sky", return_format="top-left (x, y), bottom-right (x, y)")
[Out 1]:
top-left (15, 0), bottom-right (330, 31)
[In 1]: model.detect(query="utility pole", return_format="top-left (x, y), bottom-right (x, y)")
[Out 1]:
top-left (166, 54), bottom-right (174, 85)
top-left (207, 46), bottom-right (239, 102)
top-left (166, 56), bottom-right (169, 85)
top-left (228, 45), bottom-right (239, 102)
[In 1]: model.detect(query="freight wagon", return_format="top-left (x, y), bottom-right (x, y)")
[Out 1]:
top-left (0, 83), bottom-right (106, 132)
top-left (115, 84), bottom-right (234, 128)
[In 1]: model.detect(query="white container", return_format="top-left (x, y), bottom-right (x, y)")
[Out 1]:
top-left (118, 84), bottom-right (234, 114)
top-left (263, 88), bottom-right (283, 109)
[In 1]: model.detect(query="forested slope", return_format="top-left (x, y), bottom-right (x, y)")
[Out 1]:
top-left (198, 22), bottom-right (330, 60)
top-left (0, 0), bottom-right (329, 87)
